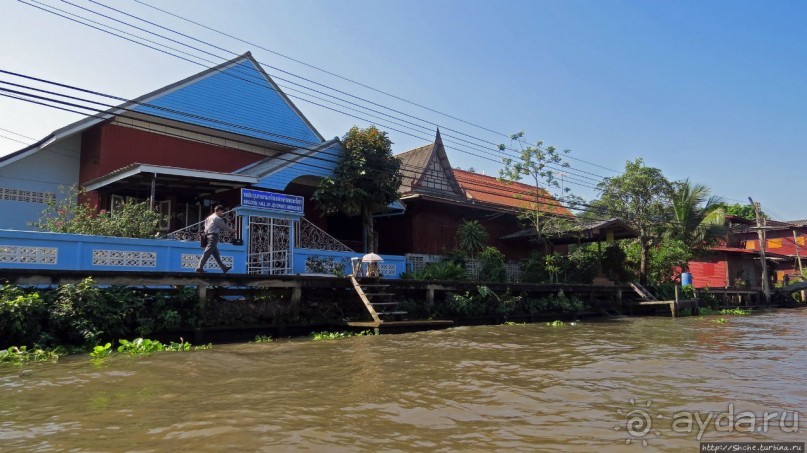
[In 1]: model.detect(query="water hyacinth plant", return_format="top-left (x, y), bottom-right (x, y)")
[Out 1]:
top-left (0, 346), bottom-right (61, 366)
top-left (310, 330), bottom-right (373, 341)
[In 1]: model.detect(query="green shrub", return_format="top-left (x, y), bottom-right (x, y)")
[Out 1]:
top-left (521, 253), bottom-right (548, 283)
top-left (564, 247), bottom-right (599, 283)
top-left (441, 285), bottom-right (520, 319)
top-left (50, 278), bottom-right (110, 346)
top-left (402, 260), bottom-right (468, 281)
top-left (0, 285), bottom-right (47, 348)
top-left (523, 291), bottom-right (584, 314)
top-left (477, 247), bottom-right (506, 282)
top-left (49, 279), bottom-right (194, 347)
top-left (31, 185), bottom-right (166, 238)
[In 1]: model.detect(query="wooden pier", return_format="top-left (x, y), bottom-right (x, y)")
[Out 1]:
top-left (2, 269), bottom-right (785, 342)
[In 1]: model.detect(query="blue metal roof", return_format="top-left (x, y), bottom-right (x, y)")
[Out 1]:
top-left (131, 55), bottom-right (323, 148)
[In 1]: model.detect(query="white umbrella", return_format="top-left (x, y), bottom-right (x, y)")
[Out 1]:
top-left (362, 253), bottom-right (383, 263)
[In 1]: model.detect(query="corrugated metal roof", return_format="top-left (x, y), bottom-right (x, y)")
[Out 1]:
top-left (0, 52), bottom-right (324, 169)
top-left (453, 169), bottom-right (573, 216)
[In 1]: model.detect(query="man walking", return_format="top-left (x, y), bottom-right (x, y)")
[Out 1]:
top-left (196, 205), bottom-right (236, 273)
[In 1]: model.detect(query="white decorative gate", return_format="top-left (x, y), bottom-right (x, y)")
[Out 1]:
top-left (247, 215), bottom-right (292, 275)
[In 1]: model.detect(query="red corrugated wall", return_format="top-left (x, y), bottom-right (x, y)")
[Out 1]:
top-left (689, 254), bottom-right (728, 288)
top-left (79, 123), bottom-right (265, 183)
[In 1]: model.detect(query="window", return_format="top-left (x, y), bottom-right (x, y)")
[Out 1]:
top-left (767, 238), bottom-right (782, 249)
top-left (158, 200), bottom-right (171, 231)
top-left (110, 195), bottom-right (125, 212)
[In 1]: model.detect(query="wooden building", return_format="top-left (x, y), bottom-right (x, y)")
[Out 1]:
top-left (687, 216), bottom-right (807, 288)
top-left (376, 130), bottom-right (572, 260)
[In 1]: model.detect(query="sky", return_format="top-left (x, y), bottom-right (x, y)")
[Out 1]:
top-left (1, 0), bottom-right (806, 220)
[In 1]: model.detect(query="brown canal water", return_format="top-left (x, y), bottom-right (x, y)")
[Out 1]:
top-left (1, 309), bottom-right (805, 452)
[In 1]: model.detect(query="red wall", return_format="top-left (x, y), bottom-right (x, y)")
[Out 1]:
top-left (79, 123), bottom-right (265, 184)
top-left (689, 254), bottom-right (728, 288)
top-left (375, 199), bottom-right (535, 259)
top-left (739, 228), bottom-right (807, 258)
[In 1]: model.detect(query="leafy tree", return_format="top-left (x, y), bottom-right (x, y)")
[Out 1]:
top-left (31, 185), bottom-right (166, 238)
top-left (721, 203), bottom-right (760, 222)
top-left (669, 179), bottom-right (726, 259)
top-left (624, 238), bottom-right (693, 285)
top-left (456, 219), bottom-right (489, 258)
top-left (590, 159), bottom-right (672, 284)
top-left (313, 126), bottom-right (402, 253)
top-left (499, 132), bottom-right (579, 252)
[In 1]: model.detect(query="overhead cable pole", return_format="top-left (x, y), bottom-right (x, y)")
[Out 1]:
top-left (793, 229), bottom-right (804, 277)
top-left (749, 197), bottom-right (771, 305)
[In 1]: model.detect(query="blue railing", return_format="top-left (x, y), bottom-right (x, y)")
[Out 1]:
top-left (293, 248), bottom-right (406, 278)
top-left (0, 229), bottom-right (246, 273)
top-left (0, 229), bottom-right (407, 278)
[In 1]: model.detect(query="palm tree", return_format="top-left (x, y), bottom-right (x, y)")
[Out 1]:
top-left (669, 179), bottom-right (727, 251)
top-left (456, 220), bottom-right (489, 258)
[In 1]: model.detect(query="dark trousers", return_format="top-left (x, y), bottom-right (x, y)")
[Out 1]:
top-left (197, 234), bottom-right (227, 270)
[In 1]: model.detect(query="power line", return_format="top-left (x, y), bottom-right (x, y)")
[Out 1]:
top-left (26, 0), bottom-right (614, 187)
top-left (0, 85), bottom-right (672, 228)
top-left (129, 0), bottom-right (622, 176)
top-left (0, 127), bottom-right (36, 141)
top-left (0, 134), bottom-right (31, 145)
top-left (0, 78), bottom-right (608, 223)
top-left (112, 0), bottom-right (618, 179)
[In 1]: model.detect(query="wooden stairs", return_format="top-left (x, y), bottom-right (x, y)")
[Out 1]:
top-left (349, 276), bottom-right (408, 325)
top-left (629, 282), bottom-right (657, 301)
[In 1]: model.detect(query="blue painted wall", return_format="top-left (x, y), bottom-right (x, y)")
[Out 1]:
top-left (0, 229), bottom-right (406, 279)
top-left (0, 230), bottom-right (245, 273)
top-left (132, 58), bottom-right (323, 149)
top-left (0, 135), bottom-right (81, 230)
top-left (293, 248), bottom-right (406, 279)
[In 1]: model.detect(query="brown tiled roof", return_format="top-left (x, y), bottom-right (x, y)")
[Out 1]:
top-left (397, 143), bottom-right (434, 193)
top-left (395, 130), bottom-right (463, 198)
top-left (453, 169), bottom-right (573, 217)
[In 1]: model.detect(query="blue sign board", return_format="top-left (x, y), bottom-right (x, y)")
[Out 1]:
top-left (241, 189), bottom-right (304, 215)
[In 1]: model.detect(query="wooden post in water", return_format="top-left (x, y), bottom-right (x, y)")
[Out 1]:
top-left (793, 230), bottom-right (804, 277)
top-left (195, 284), bottom-right (208, 343)
top-left (750, 198), bottom-right (771, 305)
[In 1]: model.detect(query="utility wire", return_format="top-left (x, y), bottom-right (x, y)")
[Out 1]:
top-left (1, 80), bottom-right (611, 222)
top-left (0, 134), bottom-right (31, 145)
top-left (128, 0), bottom-right (620, 175)
top-left (0, 127), bottom-right (36, 141)
top-left (32, 0), bottom-right (613, 186)
top-left (2, 85), bottom-right (678, 228)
